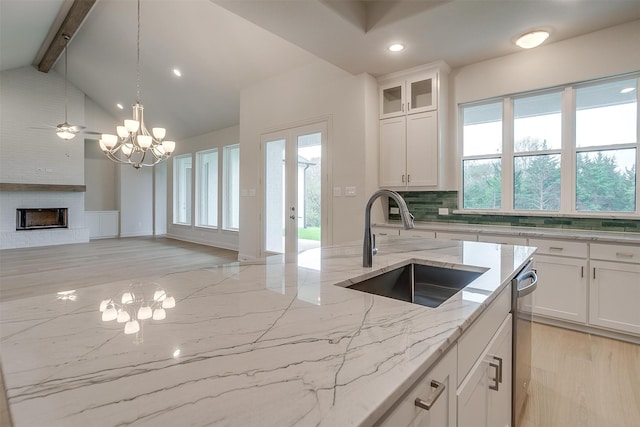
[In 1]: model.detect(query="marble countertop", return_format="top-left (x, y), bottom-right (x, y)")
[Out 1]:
top-left (0, 238), bottom-right (535, 426)
top-left (375, 221), bottom-right (640, 244)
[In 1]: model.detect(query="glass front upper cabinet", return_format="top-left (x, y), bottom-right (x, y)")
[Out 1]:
top-left (379, 70), bottom-right (438, 119)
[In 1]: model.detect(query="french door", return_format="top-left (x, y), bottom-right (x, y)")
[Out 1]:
top-left (263, 121), bottom-right (327, 257)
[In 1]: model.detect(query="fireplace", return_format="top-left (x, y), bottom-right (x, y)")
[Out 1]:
top-left (16, 208), bottom-right (68, 230)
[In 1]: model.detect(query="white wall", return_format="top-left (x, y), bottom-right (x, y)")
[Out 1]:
top-left (165, 125), bottom-right (240, 250)
top-left (119, 165), bottom-right (154, 237)
top-left (238, 59), bottom-right (378, 260)
top-left (447, 20), bottom-right (640, 188)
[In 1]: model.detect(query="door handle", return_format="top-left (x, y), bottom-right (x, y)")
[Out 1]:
top-left (289, 215), bottom-right (295, 220)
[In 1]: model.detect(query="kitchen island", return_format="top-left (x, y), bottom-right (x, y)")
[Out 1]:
top-left (0, 237), bottom-right (535, 426)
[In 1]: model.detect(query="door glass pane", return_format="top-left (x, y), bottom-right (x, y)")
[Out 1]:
top-left (514, 154), bottom-right (561, 211)
top-left (297, 132), bottom-right (321, 253)
top-left (265, 139), bottom-right (285, 253)
top-left (223, 144), bottom-right (240, 231)
top-left (462, 102), bottom-right (503, 156)
top-left (411, 78), bottom-right (433, 109)
top-left (514, 92), bottom-right (562, 151)
top-left (173, 154), bottom-right (192, 225)
top-left (196, 149), bottom-right (218, 227)
top-left (463, 158), bottom-right (502, 209)
top-left (382, 85), bottom-right (402, 115)
top-left (576, 79), bottom-right (637, 148)
top-left (576, 148), bottom-right (636, 212)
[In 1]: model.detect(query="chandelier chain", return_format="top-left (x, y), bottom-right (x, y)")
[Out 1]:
top-left (136, 0), bottom-right (141, 104)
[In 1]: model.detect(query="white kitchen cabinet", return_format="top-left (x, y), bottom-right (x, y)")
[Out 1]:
top-left (528, 239), bottom-right (588, 324)
top-left (589, 243), bottom-right (640, 336)
top-left (379, 70), bottom-right (438, 119)
top-left (86, 211), bottom-right (119, 239)
top-left (379, 111), bottom-right (438, 187)
top-left (377, 345), bottom-right (457, 427)
top-left (457, 315), bottom-right (512, 427)
top-left (531, 254), bottom-right (587, 324)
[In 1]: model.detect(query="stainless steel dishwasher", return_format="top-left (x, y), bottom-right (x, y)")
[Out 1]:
top-left (512, 259), bottom-right (538, 427)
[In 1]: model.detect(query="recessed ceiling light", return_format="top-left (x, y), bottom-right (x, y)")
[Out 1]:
top-left (116, 103), bottom-right (124, 110)
top-left (515, 30), bottom-right (550, 49)
top-left (173, 69), bottom-right (182, 77)
top-left (388, 43), bottom-right (405, 52)
top-left (620, 87), bottom-right (635, 94)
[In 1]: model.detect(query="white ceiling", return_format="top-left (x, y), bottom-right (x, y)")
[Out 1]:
top-left (1, 0), bottom-right (639, 140)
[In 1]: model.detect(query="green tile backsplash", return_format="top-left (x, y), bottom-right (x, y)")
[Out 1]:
top-left (388, 191), bottom-right (640, 233)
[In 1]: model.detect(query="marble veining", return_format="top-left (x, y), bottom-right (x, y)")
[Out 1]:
top-left (0, 238), bottom-right (535, 426)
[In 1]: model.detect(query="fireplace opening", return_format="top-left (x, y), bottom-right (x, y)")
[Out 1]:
top-left (16, 208), bottom-right (68, 230)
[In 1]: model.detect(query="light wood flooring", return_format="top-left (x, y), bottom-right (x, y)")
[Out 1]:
top-left (521, 322), bottom-right (640, 427)
top-left (1, 239), bottom-right (639, 426)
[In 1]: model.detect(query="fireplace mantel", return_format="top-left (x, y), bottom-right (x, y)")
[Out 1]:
top-left (0, 183), bottom-right (86, 192)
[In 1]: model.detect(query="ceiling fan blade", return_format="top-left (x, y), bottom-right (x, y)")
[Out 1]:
top-left (69, 124), bottom-right (86, 132)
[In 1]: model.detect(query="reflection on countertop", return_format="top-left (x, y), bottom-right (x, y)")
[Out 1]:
top-left (0, 237), bottom-right (535, 427)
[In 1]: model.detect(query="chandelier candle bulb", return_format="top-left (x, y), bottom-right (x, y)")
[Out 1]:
top-left (124, 120), bottom-right (140, 133)
top-left (121, 144), bottom-right (134, 157)
top-left (116, 310), bottom-right (130, 323)
top-left (117, 126), bottom-right (128, 138)
top-left (102, 306), bottom-right (117, 322)
top-left (124, 320), bottom-right (140, 335)
top-left (153, 290), bottom-right (167, 301)
top-left (99, 299), bottom-right (110, 312)
top-left (137, 135), bottom-right (152, 149)
top-left (121, 292), bottom-right (134, 304)
top-left (152, 308), bottom-right (166, 320)
top-left (137, 306), bottom-right (153, 320)
top-left (152, 128), bottom-right (166, 139)
top-left (162, 296), bottom-right (176, 309)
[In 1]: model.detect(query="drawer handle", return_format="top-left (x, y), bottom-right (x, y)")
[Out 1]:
top-left (616, 252), bottom-right (634, 258)
top-left (414, 380), bottom-right (446, 411)
top-left (493, 355), bottom-right (503, 383)
top-left (489, 361), bottom-right (500, 391)
top-left (549, 246), bottom-right (564, 251)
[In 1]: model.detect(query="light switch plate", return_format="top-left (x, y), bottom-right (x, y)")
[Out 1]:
top-left (333, 187), bottom-right (341, 197)
top-left (345, 186), bottom-right (356, 197)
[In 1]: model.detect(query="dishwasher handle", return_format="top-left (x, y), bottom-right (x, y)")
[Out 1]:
top-left (516, 270), bottom-right (538, 298)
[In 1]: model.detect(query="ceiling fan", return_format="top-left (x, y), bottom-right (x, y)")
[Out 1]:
top-left (31, 34), bottom-right (100, 140)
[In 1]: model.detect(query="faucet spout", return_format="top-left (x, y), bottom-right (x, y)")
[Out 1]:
top-left (363, 189), bottom-right (414, 267)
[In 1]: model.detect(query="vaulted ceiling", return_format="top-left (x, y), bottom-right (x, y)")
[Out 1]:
top-left (1, 0), bottom-right (639, 140)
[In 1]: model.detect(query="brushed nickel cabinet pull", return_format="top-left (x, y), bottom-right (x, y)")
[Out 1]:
top-left (492, 355), bottom-right (503, 383)
top-left (616, 252), bottom-right (634, 258)
top-left (593, 268), bottom-right (596, 280)
top-left (414, 380), bottom-right (446, 411)
top-left (401, 103), bottom-right (405, 112)
top-left (549, 246), bottom-right (564, 251)
top-left (402, 174), bottom-right (405, 183)
top-left (581, 266), bottom-right (584, 278)
top-left (489, 361), bottom-right (500, 391)
top-left (407, 174), bottom-right (411, 183)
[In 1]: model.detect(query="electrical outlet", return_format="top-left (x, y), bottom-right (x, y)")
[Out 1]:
top-left (333, 187), bottom-right (341, 197)
top-left (390, 207), bottom-right (400, 214)
top-left (438, 208), bottom-right (449, 215)
top-left (345, 186), bottom-right (356, 197)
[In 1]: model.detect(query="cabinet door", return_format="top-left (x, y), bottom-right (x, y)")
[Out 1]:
top-left (377, 347), bottom-right (457, 427)
top-left (590, 260), bottom-right (640, 335)
top-left (458, 315), bottom-right (512, 427)
top-left (406, 112), bottom-right (438, 187)
top-left (380, 117), bottom-right (407, 187)
top-left (407, 71), bottom-right (437, 114)
top-left (532, 255), bottom-right (587, 324)
top-left (380, 81), bottom-right (405, 119)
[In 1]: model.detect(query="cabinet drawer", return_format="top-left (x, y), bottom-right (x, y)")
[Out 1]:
top-left (400, 229), bottom-right (436, 239)
top-left (436, 231), bottom-right (478, 242)
top-left (590, 243), bottom-right (640, 264)
top-left (527, 238), bottom-right (587, 258)
top-left (457, 284), bottom-right (511, 386)
top-left (372, 227), bottom-right (400, 237)
top-left (377, 345), bottom-right (457, 427)
top-left (478, 234), bottom-right (527, 246)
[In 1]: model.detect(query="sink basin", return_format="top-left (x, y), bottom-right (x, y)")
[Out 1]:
top-left (347, 263), bottom-right (483, 308)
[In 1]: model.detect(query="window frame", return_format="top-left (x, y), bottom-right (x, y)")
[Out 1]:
top-left (195, 148), bottom-right (219, 229)
top-left (222, 144), bottom-right (240, 231)
top-left (172, 153), bottom-right (193, 226)
top-left (459, 73), bottom-right (639, 218)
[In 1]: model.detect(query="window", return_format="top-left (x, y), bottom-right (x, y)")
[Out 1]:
top-left (173, 154), bottom-right (192, 225)
top-left (575, 78), bottom-right (637, 212)
top-left (462, 101), bottom-right (502, 209)
top-left (196, 149), bottom-right (218, 227)
top-left (513, 92), bottom-right (562, 211)
top-left (461, 74), bottom-right (639, 216)
top-left (223, 144), bottom-right (240, 230)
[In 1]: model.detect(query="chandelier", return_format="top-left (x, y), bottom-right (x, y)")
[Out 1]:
top-left (99, 0), bottom-right (176, 169)
top-left (99, 283), bottom-right (176, 344)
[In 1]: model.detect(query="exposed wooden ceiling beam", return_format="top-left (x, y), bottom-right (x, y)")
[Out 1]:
top-left (36, 0), bottom-right (97, 73)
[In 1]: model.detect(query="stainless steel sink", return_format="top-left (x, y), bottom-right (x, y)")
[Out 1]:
top-left (347, 263), bottom-right (484, 308)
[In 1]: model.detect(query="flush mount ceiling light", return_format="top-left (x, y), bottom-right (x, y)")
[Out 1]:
top-left (515, 30), bottom-right (550, 49)
top-left (172, 68), bottom-right (182, 77)
top-left (116, 103), bottom-right (124, 110)
top-left (99, 0), bottom-right (176, 169)
top-left (388, 43), bottom-right (405, 52)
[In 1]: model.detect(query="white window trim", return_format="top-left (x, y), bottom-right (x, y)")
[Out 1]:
top-left (459, 74), bottom-right (639, 218)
